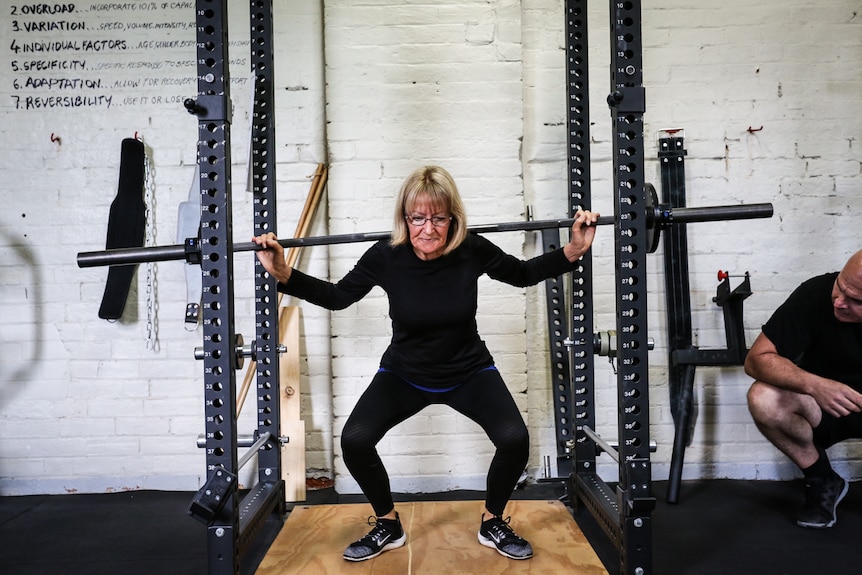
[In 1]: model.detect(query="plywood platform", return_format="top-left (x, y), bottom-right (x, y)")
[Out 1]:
top-left (257, 499), bottom-right (608, 574)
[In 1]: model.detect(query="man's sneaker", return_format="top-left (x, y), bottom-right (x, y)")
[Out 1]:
top-left (342, 513), bottom-right (406, 562)
top-left (478, 514), bottom-right (533, 560)
top-left (797, 473), bottom-right (849, 529)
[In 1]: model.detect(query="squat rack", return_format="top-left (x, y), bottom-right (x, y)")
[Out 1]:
top-left (183, 1), bottom-right (284, 573)
top-left (562, 2), bottom-right (654, 574)
top-left (188, 1), bottom-right (654, 572)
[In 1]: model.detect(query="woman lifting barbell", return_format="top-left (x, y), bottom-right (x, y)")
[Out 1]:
top-left (251, 165), bottom-right (599, 562)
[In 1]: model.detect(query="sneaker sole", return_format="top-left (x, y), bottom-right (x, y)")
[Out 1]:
top-left (477, 533), bottom-right (533, 560)
top-left (796, 479), bottom-right (849, 529)
top-left (342, 533), bottom-right (407, 562)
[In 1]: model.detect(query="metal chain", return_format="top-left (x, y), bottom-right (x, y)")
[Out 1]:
top-left (141, 136), bottom-right (160, 353)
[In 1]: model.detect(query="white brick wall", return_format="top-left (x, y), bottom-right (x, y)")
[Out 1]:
top-left (0, 0), bottom-right (860, 496)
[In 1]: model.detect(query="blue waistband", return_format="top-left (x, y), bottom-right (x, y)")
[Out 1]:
top-left (378, 366), bottom-right (497, 393)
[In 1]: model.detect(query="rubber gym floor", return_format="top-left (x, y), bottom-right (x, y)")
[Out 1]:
top-left (1, 478), bottom-right (859, 575)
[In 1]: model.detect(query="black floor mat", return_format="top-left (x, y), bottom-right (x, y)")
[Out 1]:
top-left (1, 480), bottom-right (860, 575)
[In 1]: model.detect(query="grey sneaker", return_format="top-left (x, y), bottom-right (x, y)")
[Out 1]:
top-left (342, 513), bottom-right (406, 561)
top-left (797, 474), bottom-right (849, 529)
top-left (478, 514), bottom-right (533, 560)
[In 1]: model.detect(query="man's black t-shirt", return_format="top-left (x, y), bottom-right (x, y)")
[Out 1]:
top-left (762, 272), bottom-right (862, 390)
top-left (279, 234), bottom-right (576, 389)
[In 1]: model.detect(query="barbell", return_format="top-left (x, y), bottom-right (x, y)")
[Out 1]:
top-left (76, 184), bottom-right (773, 268)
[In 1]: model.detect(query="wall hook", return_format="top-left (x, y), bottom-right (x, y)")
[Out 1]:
top-left (747, 126), bottom-right (764, 133)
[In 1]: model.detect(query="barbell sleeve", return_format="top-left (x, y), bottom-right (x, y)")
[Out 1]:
top-left (78, 243), bottom-right (190, 268)
top-left (658, 202), bottom-right (774, 225)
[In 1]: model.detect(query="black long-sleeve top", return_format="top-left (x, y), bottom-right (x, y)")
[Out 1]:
top-left (279, 234), bottom-right (577, 389)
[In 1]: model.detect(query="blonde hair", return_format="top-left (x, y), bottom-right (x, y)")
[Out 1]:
top-left (390, 166), bottom-right (468, 255)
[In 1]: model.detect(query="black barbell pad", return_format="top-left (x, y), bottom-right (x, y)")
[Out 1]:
top-left (98, 138), bottom-right (146, 320)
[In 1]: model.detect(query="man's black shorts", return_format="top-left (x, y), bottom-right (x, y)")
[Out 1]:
top-left (813, 409), bottom-right (862, 448)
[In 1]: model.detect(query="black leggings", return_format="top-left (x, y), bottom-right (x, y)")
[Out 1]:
top-left (340, 367), bottom-right (529, 517)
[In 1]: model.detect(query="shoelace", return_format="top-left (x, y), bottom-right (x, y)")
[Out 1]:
top-left (359, 516), bottom-right (394, 546)
top-left (485, 516), bottom-right (523, 544)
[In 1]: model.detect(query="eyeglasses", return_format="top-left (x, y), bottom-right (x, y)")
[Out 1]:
top-left (405, 214), bottom-right (452, 227)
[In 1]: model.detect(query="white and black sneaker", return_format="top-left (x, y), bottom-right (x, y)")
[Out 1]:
top-left (478, 514), bottom-right (533, 560)
top-left (342, 513), bottom-right (407, 562)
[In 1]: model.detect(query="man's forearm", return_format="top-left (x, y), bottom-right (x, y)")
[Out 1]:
top-left (745, 351), bottom-right (824, 396)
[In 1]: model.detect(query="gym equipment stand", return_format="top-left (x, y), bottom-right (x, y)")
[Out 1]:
top-left (184, 2), bottom-right (285, 574)
top-left (544, 3), bottom-right (654, 575)
top-left (659, 135), bottom-right (754, 504)
top-left (187, 2), bottom-right (655, 573)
